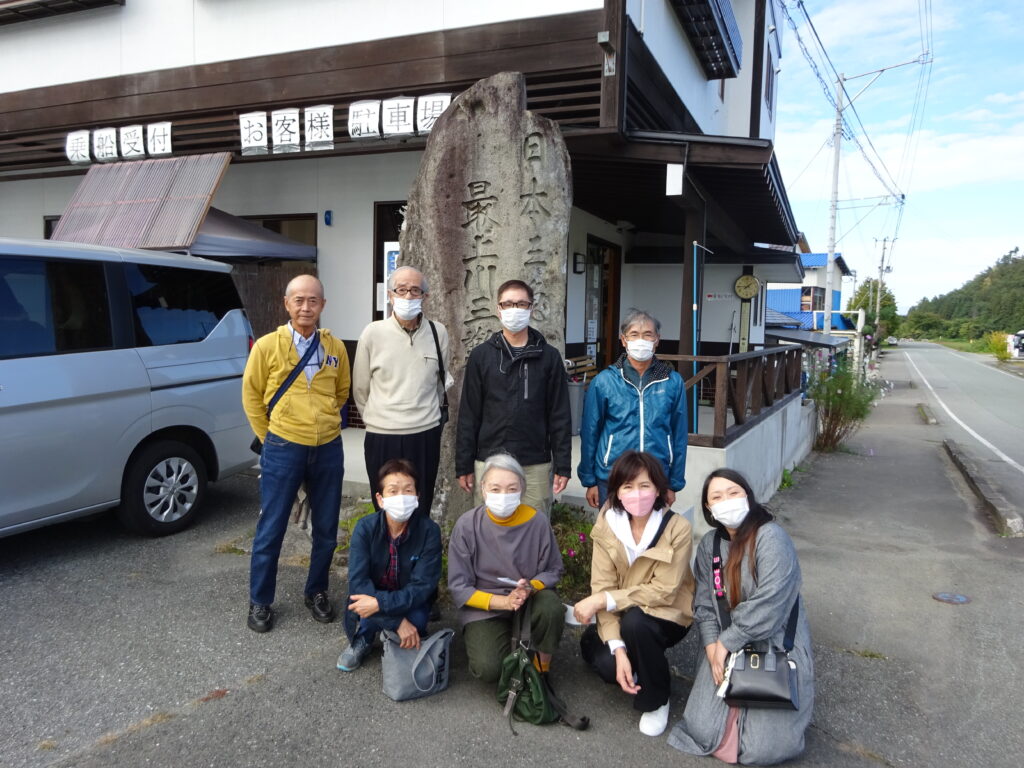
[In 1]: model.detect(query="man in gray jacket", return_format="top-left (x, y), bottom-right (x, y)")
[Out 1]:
top-left (353, 266), bottom-right (450, 518)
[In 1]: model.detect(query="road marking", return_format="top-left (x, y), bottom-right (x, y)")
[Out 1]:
top-left (904, 351), bottom-right (1024, 477)
top-left (946, 350), bottom-right (1024, 382)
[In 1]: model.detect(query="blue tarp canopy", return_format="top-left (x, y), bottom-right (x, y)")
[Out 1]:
top-left (189, 207), bottom-right (316, 261)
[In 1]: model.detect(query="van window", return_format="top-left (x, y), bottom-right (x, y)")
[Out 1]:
top-left (0, 258), bottom-right (112, 359)
top-left (125, 263), bottom-right (240, 346)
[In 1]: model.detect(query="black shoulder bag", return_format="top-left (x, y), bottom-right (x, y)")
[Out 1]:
top-left (428, 321), bottom-right (449, 427)
top-left (250, 332), bottom-right (322, 455)
top-left (712, 531), bottom-right (801, 710)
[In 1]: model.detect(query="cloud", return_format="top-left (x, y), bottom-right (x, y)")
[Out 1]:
top-left (985, 91), bottom-right (1024, 105)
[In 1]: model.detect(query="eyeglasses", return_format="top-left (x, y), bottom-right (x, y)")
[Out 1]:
top-left (392, 287), bottom-right (424, 298)
top-left (498, 301), bottom-right (533, 310)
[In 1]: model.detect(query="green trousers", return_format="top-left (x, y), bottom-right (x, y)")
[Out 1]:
top-left (462, 588), bottom-right (564, 683)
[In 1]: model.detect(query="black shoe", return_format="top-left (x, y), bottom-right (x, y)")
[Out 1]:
top-left (304, 591), bottom-right (335, 623)
top-left (248, 603), bottom-right (273, 633)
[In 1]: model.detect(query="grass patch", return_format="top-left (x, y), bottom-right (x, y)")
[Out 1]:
top-left (842, 647), bottom-right (888, 660)
top-left (214, 542), bottom-right (247, 556)
top-left (779, 468), bottom-right (795, 490)
top-left (934, 338), bottom-right (988, 354)
top-left (37, 740), bottom-right (57, 751)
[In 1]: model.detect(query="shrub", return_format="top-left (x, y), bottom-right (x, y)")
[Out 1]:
top-left (809, 359), bottom-right (879, 452)
top-left (985, 331), bottom-right (1011, 361)
top-left (550, 502), bottom-right (594, 604)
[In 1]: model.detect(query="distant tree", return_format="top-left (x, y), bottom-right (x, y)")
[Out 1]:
top-left (847, 278), bottom-right (899, 340)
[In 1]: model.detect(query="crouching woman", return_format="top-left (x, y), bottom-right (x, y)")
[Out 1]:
top-left (573, 451), bottom-right (695, 737)
top-left (668, 469), bottom-right (814, 765)
top-left (337, 459), bottom-right (442, 671)
top-left (447, 453), bottom-right (565, 683)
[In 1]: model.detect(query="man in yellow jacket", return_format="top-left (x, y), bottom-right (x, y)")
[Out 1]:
top-left (242, 274), bottom-right (350, 633)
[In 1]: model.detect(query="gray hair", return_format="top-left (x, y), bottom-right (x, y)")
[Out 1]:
top-left (284, 274), bottom-right (324, 299)
top-left (387, 266), bottom-right (429, 294)
top-left (620, 308), bottom-right (661, 336)
top-left (480, 453), bottom-right (527, 493)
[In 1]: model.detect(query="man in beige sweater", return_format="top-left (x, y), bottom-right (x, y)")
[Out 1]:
top-left (352, 266), bottom-right (450, 519)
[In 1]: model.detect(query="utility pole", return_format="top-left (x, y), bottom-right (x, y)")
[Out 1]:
top-left (823, 72), bottom-right (844, 335)
top-left (875, 237), bottom-right (888, 320)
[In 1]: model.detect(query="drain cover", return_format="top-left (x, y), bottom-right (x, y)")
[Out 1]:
top-left (932, 592), bottom-right (971, 605)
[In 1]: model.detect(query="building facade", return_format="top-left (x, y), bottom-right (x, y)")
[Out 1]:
top-left (0, 0), bottom-right (800, 380)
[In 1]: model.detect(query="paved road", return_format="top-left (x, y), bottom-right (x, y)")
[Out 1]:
top-left (1, 350), bottom-right (1021, 767)
top-left (896, 341), bottom-right (1024, 505)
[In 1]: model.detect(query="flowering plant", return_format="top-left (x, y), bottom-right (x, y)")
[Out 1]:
top-left (550, 502), bottom-right (594, 603)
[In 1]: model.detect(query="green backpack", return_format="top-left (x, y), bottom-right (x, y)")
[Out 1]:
top-left (496, 600), bottom-right (589, 735)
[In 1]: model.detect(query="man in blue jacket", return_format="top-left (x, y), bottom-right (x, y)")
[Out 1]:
top-left (338, 458), bottom-right (442, 671)
top-left (578, 308), bottom-right (688, 508)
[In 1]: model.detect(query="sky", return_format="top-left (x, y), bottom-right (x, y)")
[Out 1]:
top-left (773, 0), bottom-right (1024, 314)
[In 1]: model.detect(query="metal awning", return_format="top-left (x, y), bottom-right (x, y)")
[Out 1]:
top-left (705, 245), bottom-right (804, 283)
top-left (766, 329), bottom-right (852, 349)
top-left (766, 308), bottom-right (802, 327)
top-left (52, 153), bottom-right (231, 250)
top-left (568, 131), bottom-right (798, 246)
top-left (190, 208), bottom-right (316, 261)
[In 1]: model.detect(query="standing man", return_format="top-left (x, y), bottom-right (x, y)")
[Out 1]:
top-left (456, 279), bottom-right (571, 515)
top-left (353, 266), bottom-right (450, 519)
top-left (242, 274), bottom-right (350, 633)
top-left (578, 308), bottom-right (687, 509)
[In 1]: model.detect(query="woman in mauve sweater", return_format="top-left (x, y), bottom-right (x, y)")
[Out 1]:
top-left (447, 453), bottom-right (564, 684)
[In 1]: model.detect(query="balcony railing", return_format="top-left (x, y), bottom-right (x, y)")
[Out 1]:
top-left (662, 346), bottom-right (804, 448)
top-left (668, 0), bottom-right (743, 79)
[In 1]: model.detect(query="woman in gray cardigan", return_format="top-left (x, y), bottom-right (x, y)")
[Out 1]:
top-left (668, 469), bottom-right (814, 765)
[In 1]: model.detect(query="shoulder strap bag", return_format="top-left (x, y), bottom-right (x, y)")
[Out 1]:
top-left (428, 321), bottom-right (450, 427)
top-left (380, 626), bottom-right (456, 702)
top-left (712, 531), bottom-right (801, 710)
top-left (250, 331), bottom-right (322, 455)
top-left (496, 599), bottom-right (589, 734)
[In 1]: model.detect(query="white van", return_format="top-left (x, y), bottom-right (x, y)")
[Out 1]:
top-left (0, 238), bottom-right (255, 537)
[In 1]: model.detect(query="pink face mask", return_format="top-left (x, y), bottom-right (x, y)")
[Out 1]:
top-left (619, 489), bottom-right (657, 518)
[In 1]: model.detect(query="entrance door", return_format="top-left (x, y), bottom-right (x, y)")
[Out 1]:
top-left (584, 236), bottom-right (621, 370)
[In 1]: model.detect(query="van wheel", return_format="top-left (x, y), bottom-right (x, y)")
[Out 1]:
top-left (118, 440), bottom-right (208, 535)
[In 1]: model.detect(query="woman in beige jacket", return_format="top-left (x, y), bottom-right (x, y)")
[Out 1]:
top-left (573, 451), bottom-right (695, 737)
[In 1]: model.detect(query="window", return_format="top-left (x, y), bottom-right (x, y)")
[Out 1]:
top-left (800, 286), bottom-right (825, 312)
top-left (0, 258), bottom-right (112, 359)
top-left (125, 264), bottom-right (241, 346)
top-left (765, 51), bottom-right (776, 118)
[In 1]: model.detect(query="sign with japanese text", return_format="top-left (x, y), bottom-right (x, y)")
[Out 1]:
top-left (65, 130), bottom-right (91, 164)
top-left (304, 105), bottom-right (334, 149)
top-left (348, 100), bottom-right (381, 139)
top-left (119, 125), bottom-right (146, 158)
top-left (416, 93), bottom-right (451, 135)
top-left (381, 97), bottom-right (415, 137)
top-left (271, 108), bottom-right (300, 153)
top-left (240, 112), bottom-right (268, 155)
top-left (92, 128), bottom-right (118, 162)
top-left (147, 122), bottom-right (173, 156)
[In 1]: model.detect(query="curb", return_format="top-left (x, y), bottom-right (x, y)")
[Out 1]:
top-left (943, 439), bottom-right (1024, 537)
top-left (917, 403), bottom-right (937, 425)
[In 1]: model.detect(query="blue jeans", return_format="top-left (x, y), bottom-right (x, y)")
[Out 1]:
top-left (250, 432), bottom-right (343, 606)
top-left (597, 480), bottom-right (608, 507)
top-left (351, 604), bottom-right (431, 643)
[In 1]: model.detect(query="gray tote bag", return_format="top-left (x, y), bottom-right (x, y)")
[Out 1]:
top-left (380, 627), bottom-right (455, 702)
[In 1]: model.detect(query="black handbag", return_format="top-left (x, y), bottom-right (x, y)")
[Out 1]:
top-left (428, 321), bottom-right (449, 427)
top-left (712, 531), bottom-right (801, 710)
top-left (250, 332), bottom-right (322, 455)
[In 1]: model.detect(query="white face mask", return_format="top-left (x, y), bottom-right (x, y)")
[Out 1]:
top-left (499, 308), bottom-right (531, 333)
top-left (626, 338), bottom-right (655, 361)
top-left (485, 492), bottom-right (521, 519)
top-left (392, 296), bottom-right (423, 321)
top-left (710, 497), bottom-right (750, 529)
top-left (380, 494), bottom-right (418, 523)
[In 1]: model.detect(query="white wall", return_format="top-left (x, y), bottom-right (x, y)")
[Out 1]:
top-left (620, 263), bottom-right (684, 340)
top-left (722, 0), bottom-right (781, 141)
top-left (0, 176), bottom-right (78, 237)
top-left (626, 0), bottom-right (728, 135)
top-left (0, 0), bottom-right (603, 93)
top-left (700, 263), bottom-right (771, 347)
top-left (684, 395), bottom-right (816, 540)
top-left (211, 151), bottom-right (424, 341)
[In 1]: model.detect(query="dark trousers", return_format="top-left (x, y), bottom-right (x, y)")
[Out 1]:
top-left (250, 433), bottom-right (343, 606)
top-left (462, 588), bottom-right (565, 684)
top-left (364, 425), bottom-right (442, 518)
top-left (581, 607), bottom-right (689, 712)
top-left (350, 603), bottom-right (431, 643)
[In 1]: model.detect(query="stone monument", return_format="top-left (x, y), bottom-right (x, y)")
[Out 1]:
top-left (399, 71), bottom-right (572, 521)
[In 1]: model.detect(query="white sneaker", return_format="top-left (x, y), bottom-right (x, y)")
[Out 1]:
top-left (639, 702), bottom-right (670, 736)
